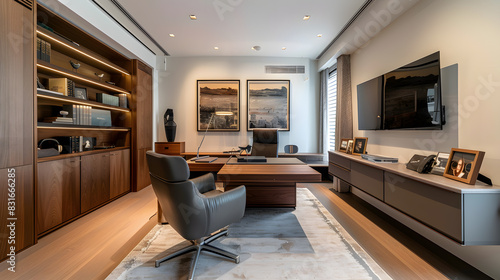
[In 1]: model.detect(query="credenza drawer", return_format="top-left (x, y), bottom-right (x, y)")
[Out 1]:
top-left (351, 162), bottom-right (384, 200)
top-left (329, 151), bottom-right (351, 170)
top-left (155, 142), bottom-right (185, 156)
top-left (329, 163), bottom-right (351, 184)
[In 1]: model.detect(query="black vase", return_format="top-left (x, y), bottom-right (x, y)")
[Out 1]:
top-left (164, 109), bottom-right (176, 142)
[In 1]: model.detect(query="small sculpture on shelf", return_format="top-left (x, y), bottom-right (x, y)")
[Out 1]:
top-left (95, 73), bottom-right (104, 81)
top-left (69, 60), bottom-right (80, 72)
top-left (164, 108), bottom-right (177, 142)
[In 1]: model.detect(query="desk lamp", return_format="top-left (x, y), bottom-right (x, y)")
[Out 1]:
top-left (193, 111), bottom-right (233, 161)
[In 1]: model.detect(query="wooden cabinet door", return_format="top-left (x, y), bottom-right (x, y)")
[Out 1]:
top-left (0, 0), bottom-right (34, 169)
top-left (81, 153), bottom-right (110, 213)
top-left (37, 158), bottom-right (80, 234)
top-left (135, 61), bottom-right (153, 150)
top-left (136, 148), bottom-right (151, 191)
top-left (110, 149), bottom-right (130, 199)
top-left (0, 165), bottom-right (34, 258)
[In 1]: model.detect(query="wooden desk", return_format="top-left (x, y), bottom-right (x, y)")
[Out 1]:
top-left (187, 158), bottom-right (228, 172)
top-left (217, 161), bottom-right (321, 207)
top-left (182, 151), bottom-right (246, 160)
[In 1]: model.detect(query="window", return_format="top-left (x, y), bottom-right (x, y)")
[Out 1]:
top-left (327, 69), bottom-right (337, 152)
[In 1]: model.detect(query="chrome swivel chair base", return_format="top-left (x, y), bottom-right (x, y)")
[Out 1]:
top-left (155, 229), bottom-right (239, 280)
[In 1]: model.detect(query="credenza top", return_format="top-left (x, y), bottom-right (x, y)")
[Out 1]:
top-left (329, 151), bottom-right (500, 194)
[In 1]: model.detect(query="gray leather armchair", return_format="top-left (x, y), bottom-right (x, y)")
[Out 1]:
top-left (251, 128), bottom-right (279, 157)
top-left (146, 151), bottom-right (246, 279)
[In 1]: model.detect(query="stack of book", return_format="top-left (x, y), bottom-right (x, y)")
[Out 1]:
top-left (36, 38), bottom-right (51, 63)
top-left (62, 104), bottom-right (92, 125)
top-left (55, 136), bottom-right (96, 153)
top-left (43, 116), bottom-right (73, 124)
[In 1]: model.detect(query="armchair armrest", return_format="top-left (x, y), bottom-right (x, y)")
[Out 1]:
top-left (204, 185), bottom-right (246, 234)
top-left (190, 173), bottom-right (215, 194)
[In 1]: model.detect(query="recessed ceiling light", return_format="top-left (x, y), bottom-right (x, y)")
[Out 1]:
top-left (317, 34), bottom-right (323, 37)
top-left (282, 47), bottom-right (286, 50)
top-left (169, 34), bottom-right (175, 37)
top-left (303, 15), bottom-right (310, 20)
top-left (214, 47), bottom-right (219, 50)
top-left (252, 46), bottom-right (261, 51)
top-left (189, 15), bottom-right (197, 20)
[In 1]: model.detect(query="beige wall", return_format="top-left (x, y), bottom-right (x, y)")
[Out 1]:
top-left (351, 0), bottom-right (500, 183)
top-left (347, 0), bottom-right (500, 278)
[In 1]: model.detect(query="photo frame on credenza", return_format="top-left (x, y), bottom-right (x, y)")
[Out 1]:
top-left (443, 148), bottom-right (485, 185)
top-left (339, 138), bottom-right (351, 153)
top-left (352, 137), bottom-right (368, 155)
top-left (346, 140), bottom-right (354, 154)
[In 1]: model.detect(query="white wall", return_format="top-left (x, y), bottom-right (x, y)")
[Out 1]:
top-left (156, 56), bottom-right (320, 154)
top-left (345, 0), bottom-right (500, 278)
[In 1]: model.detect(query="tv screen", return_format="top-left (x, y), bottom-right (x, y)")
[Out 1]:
top-left (357, 76), bottom-right (383, 130)
top-left (383, 52), bottom-right (442, 130)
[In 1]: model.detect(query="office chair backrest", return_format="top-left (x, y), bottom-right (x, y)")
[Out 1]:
top-left (284, 144), bottom-right (298, 154)
top-left (146, 151), bottom-right (208, 240)
top-left (252, 129), bottom-right (279, 157)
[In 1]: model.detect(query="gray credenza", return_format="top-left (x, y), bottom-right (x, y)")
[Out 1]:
top-left (328, 151), bottom-right (500, 245)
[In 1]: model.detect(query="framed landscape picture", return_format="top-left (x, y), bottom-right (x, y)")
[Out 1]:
top-left (197, 80), bottom-right (240, 132)
top-left (247, 80), bottom-right (290, 131)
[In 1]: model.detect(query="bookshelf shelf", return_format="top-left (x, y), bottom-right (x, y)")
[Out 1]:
top-left (37, 28), bottom-right (130, 76)
top-left (37, 89), bottom-right (130, 112)
top-left (37, 122), bottom-right (130, 131)
top-left (37, 59), bottom-right (131, 94)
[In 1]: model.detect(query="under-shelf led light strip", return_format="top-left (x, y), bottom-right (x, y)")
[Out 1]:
top-left (37, 30), bottom-right (130, 76)
top-left (38, 126), bottom-right (130, 131)
top-left (37, 64), bottom-right (130, 95)
top-left (38, 93), bottom-right (131, 113)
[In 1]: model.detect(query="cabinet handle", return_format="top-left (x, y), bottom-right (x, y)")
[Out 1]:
top-left (164, 147), bottom-right (169, 149)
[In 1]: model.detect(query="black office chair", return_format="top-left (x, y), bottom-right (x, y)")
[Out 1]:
top-left (251, 129), bottom-right (279, 157)
top-left (284, 144), bottom-right (298, 154)
top-left (146, 151), bottom-right (246, 280)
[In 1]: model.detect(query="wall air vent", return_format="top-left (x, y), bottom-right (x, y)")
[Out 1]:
top-left (265, 65), bottom-right (305, 74)
top-left (15, 0), bottom-right (33, 10)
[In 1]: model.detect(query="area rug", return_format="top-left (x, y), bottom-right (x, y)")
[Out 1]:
top-left (107, 188), bottom-right (392, 279)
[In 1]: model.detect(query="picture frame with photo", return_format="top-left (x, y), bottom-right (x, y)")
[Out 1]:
top-left (75, 87), bottom-right (87, 100)
top-left (197, 80), bottom-right (240, 132)
top-left (430, 152), bottom-right (450, 175)
top-left (346, 140), bottom-right (354, 154)
top-left (339, 138), bottom-right (351, 153)
top-left (247, 80), bottom-right (290, 131)
top-left (353, 137), bottom-right (368, 155)
top-left (443, 148), bottom-right (485, 184)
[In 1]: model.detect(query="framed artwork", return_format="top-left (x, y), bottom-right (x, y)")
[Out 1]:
top-left (353, 137), bottom-right (368, 155)
top-left (339, 138), bottom-right (351, 153)
top-left (75, 87), bottom-right (87, 100)
top-left (346, 140), bottom-right (354, 154)
top-left (430, 152), bottom-right (450, 175)
top-left (247, 80), bottom-right (290, 131)
top-left (443, 148), bottom-right (485, 184)
top-left (197, 80), bottom-right (240, 132)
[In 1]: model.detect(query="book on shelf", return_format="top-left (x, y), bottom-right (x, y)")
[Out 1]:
top-left (63, 104), bottom-right (92, 125)
top-left (55, 136), bottom-right (96, 153)
top-left (118, 93), bottom-right (128, 108)
top-left (43, 116), bottom-right (74, 124)
top-left (96, 93), bottom-right (119, 107)
top-left (91, 108), bottom-right (112, 127)
top-left (49, 78), bottom-right (75, 96)
top-left (36, 37), bottom-right (51, 63)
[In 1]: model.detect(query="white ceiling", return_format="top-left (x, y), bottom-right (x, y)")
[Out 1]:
top-left (114, 0), bottom-right (368, 58)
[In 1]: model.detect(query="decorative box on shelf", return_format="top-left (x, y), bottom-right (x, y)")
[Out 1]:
top-left (155, 142), bottom-right (185, 156)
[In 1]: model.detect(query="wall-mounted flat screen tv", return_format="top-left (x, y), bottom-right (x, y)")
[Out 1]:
top-left (357, 51), bottom-right (444, 130)
top-left (383, 51), bottom-right (442, 130)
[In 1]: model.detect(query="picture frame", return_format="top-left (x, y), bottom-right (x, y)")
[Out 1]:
top-left (352, 137), bottom-right (368, 155)
top-left (430, 152), bottom-right (450, 175)
top-left (247, 80), bottom-right (290, 131)
top-left (74, 87), bottom-right (87, 100)
top-left (339, 138), bottom-right (351, 153)
top-left (346, 140), bottom-right (354, 154)
top-left (197, 80), bottom-right (240, 132)
top-left (443, 148), bottom-right (485, 184)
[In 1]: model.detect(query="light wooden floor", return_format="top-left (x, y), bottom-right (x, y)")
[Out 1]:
top-left (0, 183), bottom-right (489, 279)
top-left (0, 187), bottom-right (157, 280)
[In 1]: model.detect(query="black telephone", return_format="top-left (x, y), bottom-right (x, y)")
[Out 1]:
top-left (406, 154), bottom-right (436, 174)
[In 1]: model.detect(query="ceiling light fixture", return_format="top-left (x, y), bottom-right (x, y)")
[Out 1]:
top-left (169, 34), bottom-right (175, 37)
top-left (189, 15), bottom-right (197, 20)
top-left (317, 34), bottom-right (323, 37)
top-left (282, 47), bottom-right (286, 50)
top-left (214, 47), bottom-right (219, 50)
top-left (303, 15), bottom-right (310, 20)
top-left (252, 46), bottom-right (261, 51)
